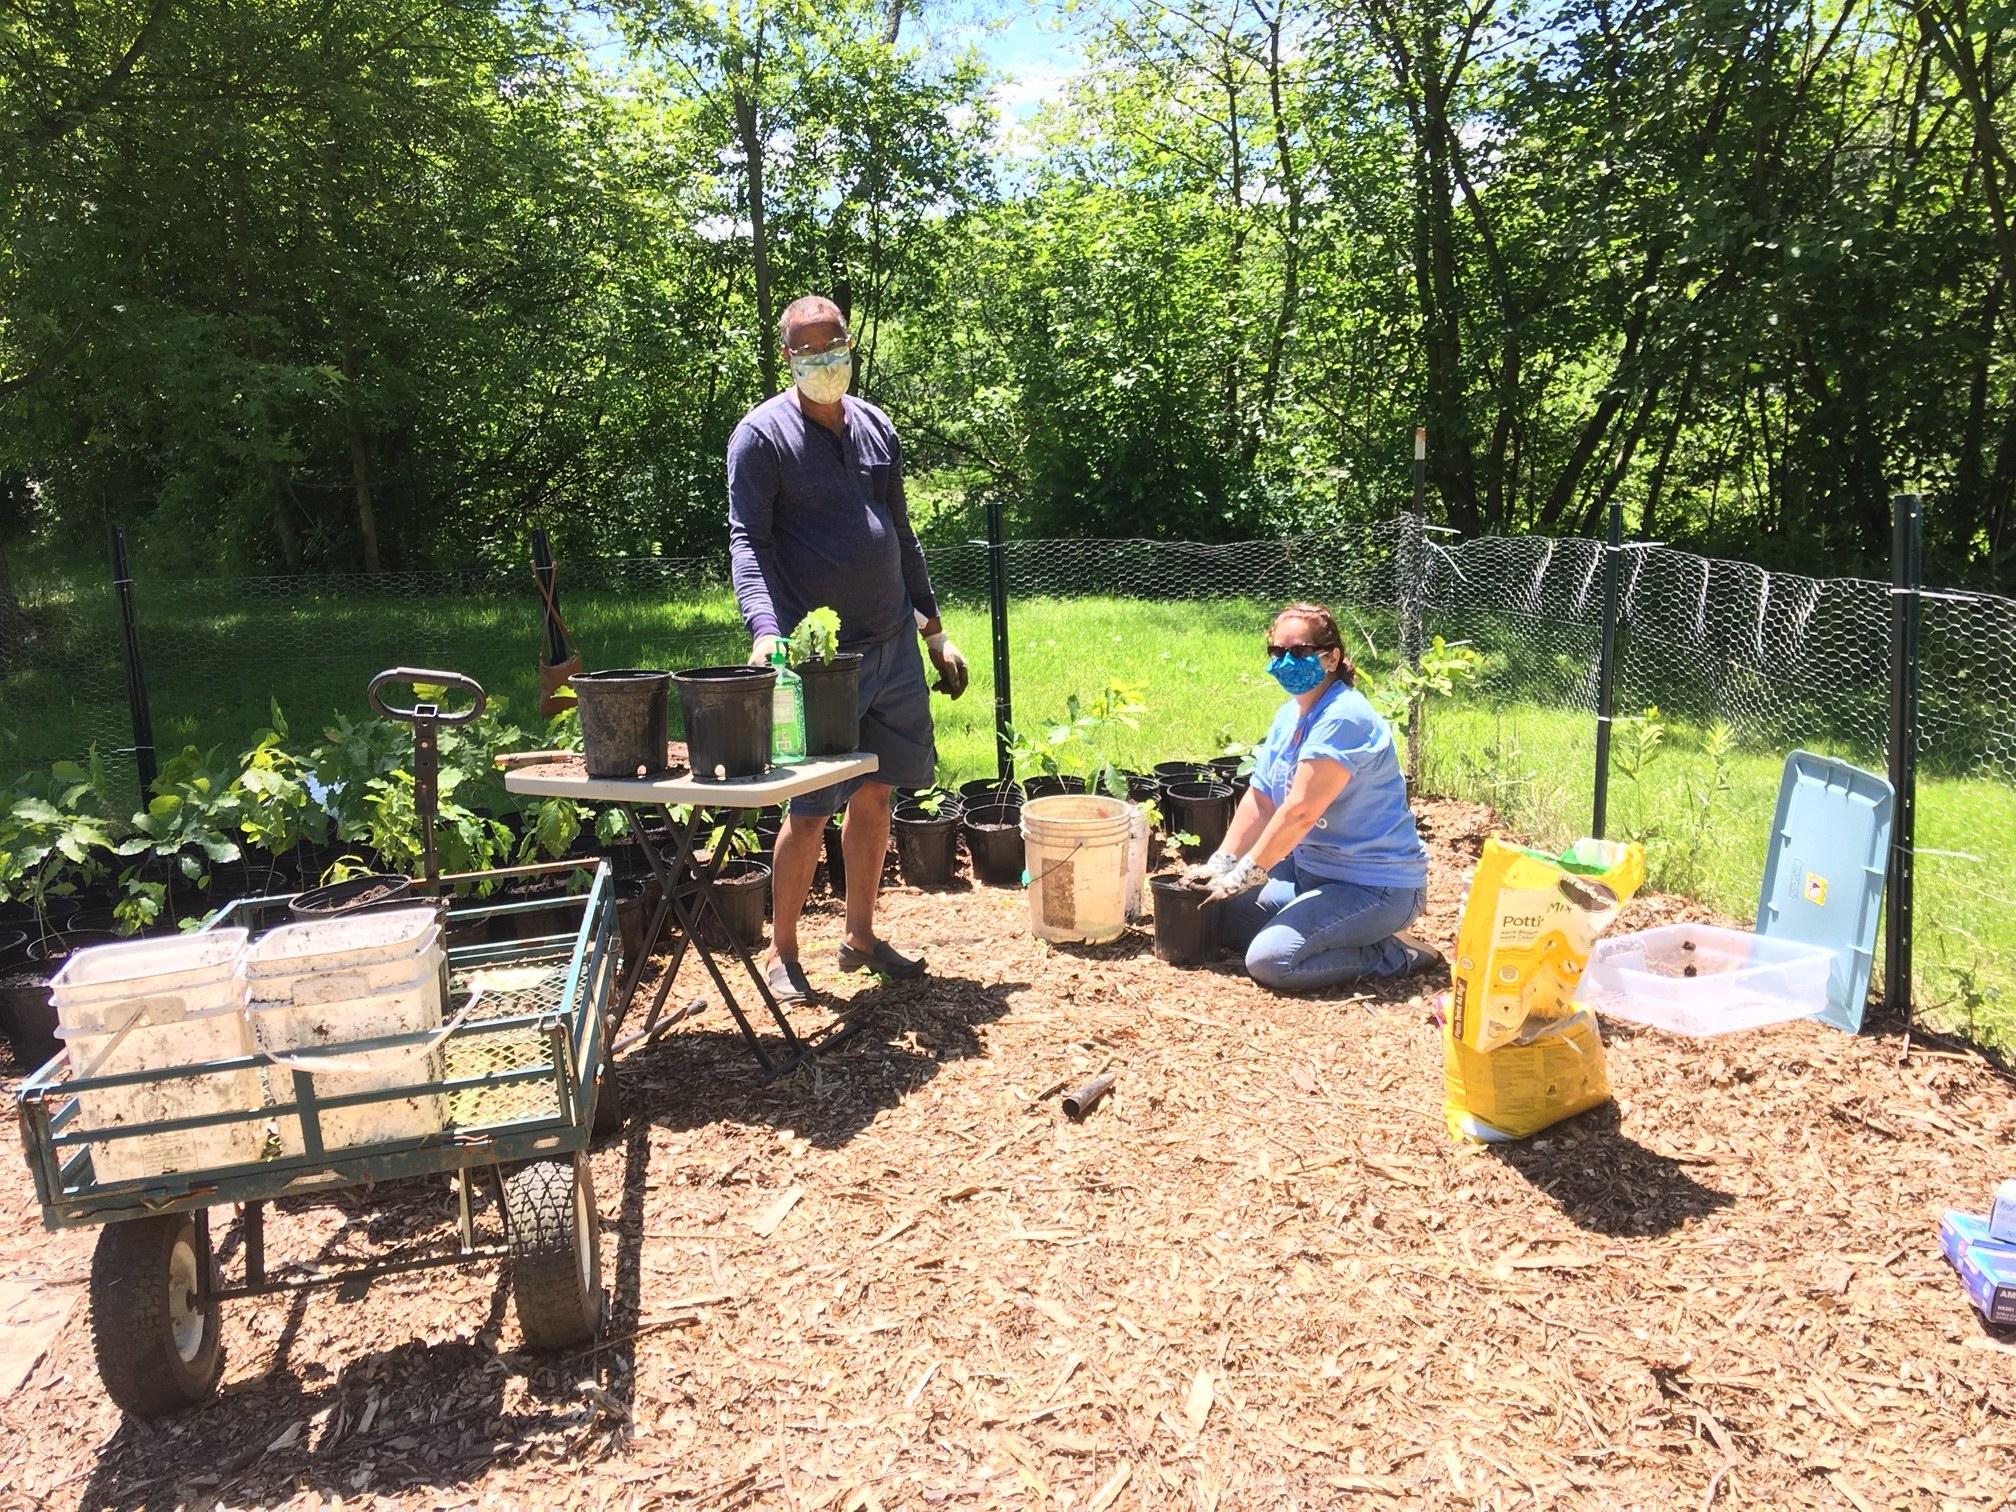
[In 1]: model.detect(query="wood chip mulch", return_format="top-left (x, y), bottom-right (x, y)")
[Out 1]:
top-left (3, 797), bottom-right (2013, 1510)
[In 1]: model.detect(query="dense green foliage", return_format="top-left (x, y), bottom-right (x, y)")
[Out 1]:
top-left (4, 1), bottom-right (2014, 579)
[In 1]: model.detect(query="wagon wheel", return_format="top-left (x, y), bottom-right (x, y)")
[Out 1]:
top-left (89, 1213), bottom-right (223, 1417)
top-left (504, 1153), bottom-right (602, 1349)
top-left (591, 1045), bottom-right (625, 1138)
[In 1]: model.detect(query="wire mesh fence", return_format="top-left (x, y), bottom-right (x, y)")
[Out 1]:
top-left (5, 513), bottom-right (2012, 1051)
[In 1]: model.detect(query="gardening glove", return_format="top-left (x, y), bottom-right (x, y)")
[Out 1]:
top-left (1182, 850), bottom-right (1239, 887)
top-left (1203, 854), bottom-right (1268, 906)
top-left (748, 633), bottom-right (784, 666)
top-left (925, 633), bottom-right (969, 698)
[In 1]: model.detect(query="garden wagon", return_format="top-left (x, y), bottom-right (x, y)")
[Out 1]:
top-left (13, 671), bottom-right (625, 1417)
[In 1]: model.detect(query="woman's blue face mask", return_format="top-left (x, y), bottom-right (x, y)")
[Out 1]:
top-left (1267, 652), bottom-right (1328, 695)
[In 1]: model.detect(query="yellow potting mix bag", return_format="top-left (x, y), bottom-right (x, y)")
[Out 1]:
top-left (1440, 836), bottom-right (1644, 1143)
top-left (1442, 1008), bottom-right (1611, 1142)
top-left (1447, 837), bottom-right (1646, 1054)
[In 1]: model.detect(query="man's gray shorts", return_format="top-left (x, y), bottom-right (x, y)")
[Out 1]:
top-left (788, 632), bottom-right (937, 817)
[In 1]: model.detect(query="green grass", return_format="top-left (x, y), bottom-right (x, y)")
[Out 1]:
top-left (6, 578), bottom-right (2012, 1050)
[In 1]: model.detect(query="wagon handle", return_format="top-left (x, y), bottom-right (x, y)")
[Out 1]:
top-left (368, 668), bottom-right (487, 885)
top-left (368, 668), bottom-right (487, 727)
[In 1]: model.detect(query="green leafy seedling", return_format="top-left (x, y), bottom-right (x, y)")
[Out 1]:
top-left (789, 607), bottom-right (843, 664)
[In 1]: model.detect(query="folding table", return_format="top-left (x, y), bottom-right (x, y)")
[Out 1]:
top-left (503, 752), bottom-right (878, 1081)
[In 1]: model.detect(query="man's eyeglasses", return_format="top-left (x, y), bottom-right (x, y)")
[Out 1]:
top-left (785, 333), bottom-right (854, 359)
top-left (1266, 641), bottom-right (1334, 659)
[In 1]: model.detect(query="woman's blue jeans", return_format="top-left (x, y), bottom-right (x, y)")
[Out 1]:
top-left (1215, 858), bottom-right (1427, 992)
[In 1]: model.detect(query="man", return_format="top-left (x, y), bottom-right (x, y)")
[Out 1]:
top-left (726, 294), bottom-right (968, 1002)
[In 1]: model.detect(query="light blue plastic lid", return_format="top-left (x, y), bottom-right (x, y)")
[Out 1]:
top-left (1754, 751), bottom-right (1893, 1033)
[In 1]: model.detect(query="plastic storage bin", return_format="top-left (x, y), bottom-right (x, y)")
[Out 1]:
top-left (1575, 922), bottom-right (1833, 1036)
top-left (242, 909), bottom-right (447, 1153)
top-left (48, 930), bottom-right (262, 1183)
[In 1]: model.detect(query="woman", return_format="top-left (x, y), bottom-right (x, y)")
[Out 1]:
top-left (1186, 602), bottom-right (1440, 992)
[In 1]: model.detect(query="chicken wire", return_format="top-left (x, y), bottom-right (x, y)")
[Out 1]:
top-left (7, 518), bottom-right (2014, 1052)
top-left (0, 553), bottom-right (137, 797)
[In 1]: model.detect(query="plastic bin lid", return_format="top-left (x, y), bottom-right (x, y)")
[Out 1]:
top-left (46, 928), bottom-right (248, 991)
top-left (243, 906), bottom-right (440, 969)
top-left (1755, 751), bottom-right (1892, 1033)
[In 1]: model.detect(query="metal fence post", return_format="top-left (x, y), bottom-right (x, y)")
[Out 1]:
top-left (1885, 493), bottom-right (1922, 1017)
top-left (985, 497), bottom-right (1014, 781)
top-left (1590, 498), bottom-right (1624, 838)
top-left (108, 524), bottom-right (158, 794)
top-left (1399, 511), bottom-right (1425, 788)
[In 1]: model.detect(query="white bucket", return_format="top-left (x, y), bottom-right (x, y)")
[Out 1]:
top-left (248, 950), bottom-right (446, 1155)
top-left (1021, 795), bottom-right (1135, 944)
top-left (1123, 804), bottom-right (1149, 923)
top-left (48, 930), bottom-right (264, 1184)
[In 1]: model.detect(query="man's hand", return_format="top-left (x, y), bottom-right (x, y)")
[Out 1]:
top-left (926, 636), bottom-right (969, 698)
top-left (1203, 855), bottom-right (1267, 906)
top-left (749, 633), bottom-right (784, 665)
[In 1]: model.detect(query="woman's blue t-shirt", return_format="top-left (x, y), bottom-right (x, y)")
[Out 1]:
top-left (1249, 684), bottom-right (1429, 888)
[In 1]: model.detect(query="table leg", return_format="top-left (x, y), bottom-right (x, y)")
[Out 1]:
top-left (619, 799), bottom-right (874, 1082)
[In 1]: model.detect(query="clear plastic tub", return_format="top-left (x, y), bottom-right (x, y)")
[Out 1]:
top-left (1575, 923), bottom-right (1833, 1036)
top-left (48, 930), bottom-right (264, 1182)
top-left (248, 953), bottom-right (446, 1155)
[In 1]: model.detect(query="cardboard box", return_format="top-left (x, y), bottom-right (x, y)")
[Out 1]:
top-left (1942, 1210), bottom-right (2016, 1327)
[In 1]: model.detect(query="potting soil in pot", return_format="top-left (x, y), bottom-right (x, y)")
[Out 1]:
top-left (705, 860), bottom-right (770, 948)
top-left (963, 803), bottom-right (1025, 886)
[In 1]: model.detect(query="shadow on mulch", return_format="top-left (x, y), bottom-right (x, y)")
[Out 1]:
top-left (80, 1170), bottom-right (636, 1510)
top-left (1490, 1103), bottom-right (1734, 1238)
top-left (618, 970), bottom-right (1028, 1150)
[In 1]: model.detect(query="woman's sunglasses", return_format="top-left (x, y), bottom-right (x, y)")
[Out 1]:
top-left (1266, 641), bottom-right (1335, 659)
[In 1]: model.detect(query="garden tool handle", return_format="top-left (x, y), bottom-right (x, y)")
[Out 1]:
top-left (368, 668), bottom-right (487, 727)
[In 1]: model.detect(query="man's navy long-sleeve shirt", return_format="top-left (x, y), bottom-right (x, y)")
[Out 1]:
top-left (726, 391), bottom-right (938, 651)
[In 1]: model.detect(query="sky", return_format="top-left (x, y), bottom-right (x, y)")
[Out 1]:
top-left (576, 1), bottom-right (1088, 143)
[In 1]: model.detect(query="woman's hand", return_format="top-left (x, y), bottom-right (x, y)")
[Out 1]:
top-left (1181, 850), bottom-right (1239, 886)
top-left (1203, 855), bottom-right (1267, 905)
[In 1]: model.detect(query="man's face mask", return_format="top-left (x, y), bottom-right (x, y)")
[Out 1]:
top-left (1267, 651), bottom-right (1328, 695)
top-left (789, 346), bottom-right (852, 404)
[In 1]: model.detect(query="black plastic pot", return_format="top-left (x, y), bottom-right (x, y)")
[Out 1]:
top-left (0, 929), bottom-right (25, 969)
top-left (1207, 756), bottom-right (1244, 785)
top-left (1024, 774), bottom-right (1088, 800)
top-left (963, 803), bottom-right (1025, 886)
top-left (821, 819), bottom-right (847, 896)
top-left (615, 876), bottom-right (657, 965)
top-left (291, 873), bottom-right (414, 919)
top-left (1164, 780), bottom-right (1236, 859)
top-left (573, 669), bottom-right (673, 779)
top-left (706, 859), bottom-right (770, 948)
top-left (959, 777), bottom-right (1023, 808)
top-left (1152, 760), bottom-right (1210, 791)
top-left (1120, 771), bottom-right (1160, 805)
top-left (4, 930), bottom-right (122, 1068)
top-left (893, 803), bottom-right (962, 887)
top-left (1150, 874), bottom-right (1220, 965)
top-left (796, 653), bottom-right (864, 757)
top-left (674, 666), bottom-right (775, 781)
